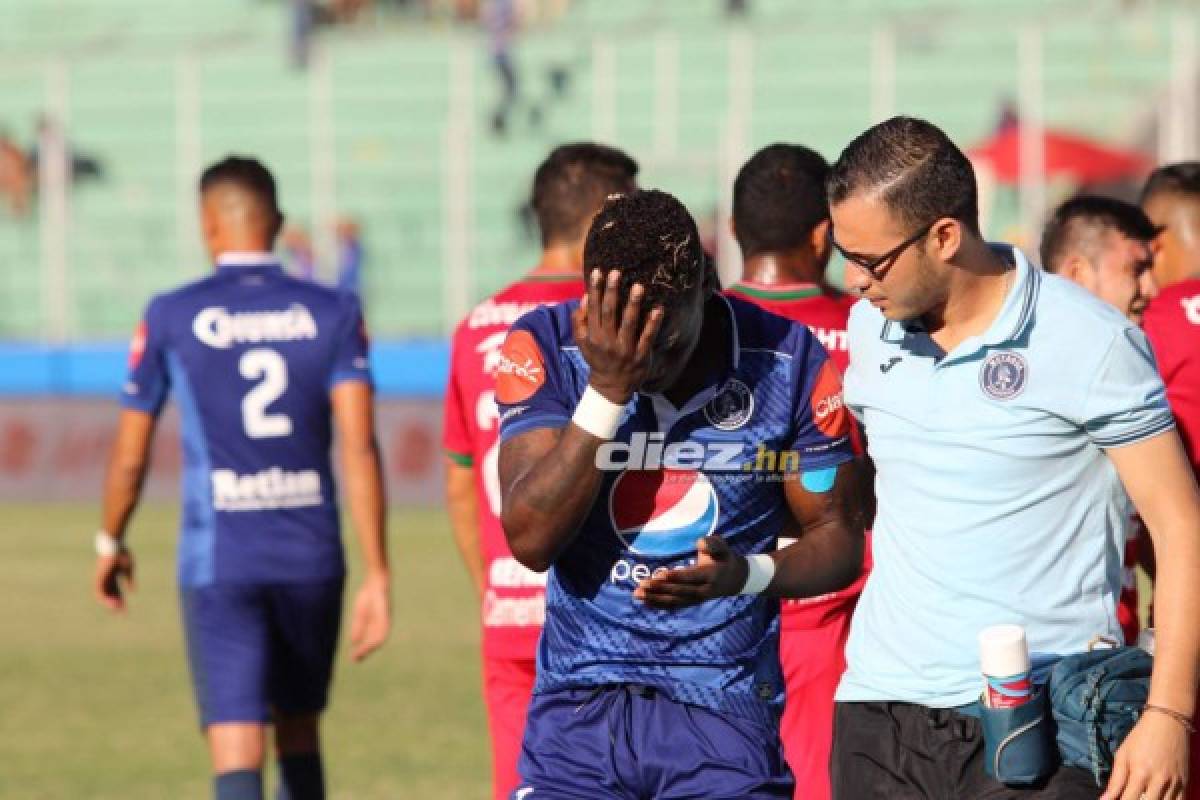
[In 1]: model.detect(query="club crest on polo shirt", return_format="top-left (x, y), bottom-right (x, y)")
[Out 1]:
top-left (980, 351), bottom-right (1028, 400)
top-left (704, 378), bottom-right (754, 430)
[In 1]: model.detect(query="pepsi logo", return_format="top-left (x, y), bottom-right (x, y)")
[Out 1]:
top-left (609, 469), bottom-right (719, 557)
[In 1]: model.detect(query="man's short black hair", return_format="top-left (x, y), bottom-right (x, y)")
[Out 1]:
top-left (532, 143), bottom-right (639, 247)
top-left (732, 143), bottom-right (830, 258)
top-left (583, 189), bottom-right (705, 308)
top-left (1039, 195), bottom-right (1159, 273)
top-left (199, 155), bottom-right (280, 215)
top-left (1140, 161), bottom-right (1200, 204)
top-left (827, 116), bottom-right (980, 235)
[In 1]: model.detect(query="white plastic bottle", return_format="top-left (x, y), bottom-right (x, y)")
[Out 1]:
top-left (979, 624), bottom-right (1033, 709)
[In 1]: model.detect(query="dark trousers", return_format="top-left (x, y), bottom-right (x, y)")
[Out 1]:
top-left (831, 701), bottom-right (1099, 799)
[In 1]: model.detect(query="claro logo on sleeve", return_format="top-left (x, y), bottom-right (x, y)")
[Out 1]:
top-left (495, 329), bottom-right (546, 404)
top-left (810, 360), bottom-right (850, 438)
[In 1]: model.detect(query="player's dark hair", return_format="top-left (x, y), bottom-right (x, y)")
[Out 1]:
top-left (1039, 195), bottom-right (1159, 273)
top-left (531, 143), bottom-right (639, 247)
top-left (199, 155), bottom-right (282, 227)
top-left (1140, 161), bottom-right (1200, 204)
top-left (583, 189), bottom-right (706, 308)
top-left (827, 116), bottom-right (980, 235)
top-left (733, 143), bottom-right (830, 258)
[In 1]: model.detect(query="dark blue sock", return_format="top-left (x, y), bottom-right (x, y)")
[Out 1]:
top-left (277, 752), bottom-right (324, 800)
top-left (214, 769), bottom-right (263, 800)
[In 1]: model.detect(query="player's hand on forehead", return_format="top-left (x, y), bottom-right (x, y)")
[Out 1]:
top-left (572, 268), bottom-right (664, 404)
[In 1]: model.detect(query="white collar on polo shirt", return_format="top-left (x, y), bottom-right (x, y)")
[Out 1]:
top-left (216, 251), bottom-right (278, 267)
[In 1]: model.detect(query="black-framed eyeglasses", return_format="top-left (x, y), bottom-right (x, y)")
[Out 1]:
top-left (830, 220), bottom-right (936, 281)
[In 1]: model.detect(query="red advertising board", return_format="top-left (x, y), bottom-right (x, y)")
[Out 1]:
top-left (0, 399), bottom-right (444, 504)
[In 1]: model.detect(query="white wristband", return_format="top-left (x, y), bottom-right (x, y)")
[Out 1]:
top-left (572, 385), bottom-right (626, 440)
top-left (94, 530), bottom-right (126, 557)
top-left (739, 554), bottom-right (776, 595)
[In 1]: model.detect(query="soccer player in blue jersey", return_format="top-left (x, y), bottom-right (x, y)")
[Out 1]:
top-left (495, 189), bottom-right (868, 798)
top-left (92, 156), bottom-right (390, 800)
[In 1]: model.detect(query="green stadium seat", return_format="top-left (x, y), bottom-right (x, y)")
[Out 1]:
top-left (0, 0), bottom-right (1181, 338)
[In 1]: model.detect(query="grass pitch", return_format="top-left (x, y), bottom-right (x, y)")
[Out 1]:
top-left (0, 502), bottom-right (1155, 799)
top-left (0, 503), bottom-right (488, 799)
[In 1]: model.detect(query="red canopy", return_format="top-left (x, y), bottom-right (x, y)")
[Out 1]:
top-left (968, 125), bottom-right (1150, 184)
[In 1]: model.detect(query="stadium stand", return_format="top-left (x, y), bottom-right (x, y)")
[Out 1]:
top-left (0, 0), bottom-right (1183, 344)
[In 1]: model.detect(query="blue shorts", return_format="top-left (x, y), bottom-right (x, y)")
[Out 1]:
top-left (512, 685), bottom-right (794, 800)
top-left (180, 577), bottom-right (344, 727)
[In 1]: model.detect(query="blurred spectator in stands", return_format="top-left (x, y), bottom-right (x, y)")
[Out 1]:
top-left (282, 224), bottom-right (317, 281)
top-left (454, 0), bottom-right (480, 21)
top-left (335, 219), bottom-right (364, 294)
top-left (485, 0), bottom-right (519, 135)
top-left (289, 1), bottom-right (373, 69)
top-left (727, 0), bottom-right (749, 16)
top-left (27, 115), bottom-right (104, 184)
top-left (0, 131), bottom-right (32, 217)
top-left (290, 0), bottom-right (316, 69)
top-left (515, 0), bottom-right (570, 23)
top-left (281, 218), bottom-right (364, 295)
top-left (332, 0), bottom-right (372, 23)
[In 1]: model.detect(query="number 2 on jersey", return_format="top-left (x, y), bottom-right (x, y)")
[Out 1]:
top-left (240, 348), bottom-right (293, 438)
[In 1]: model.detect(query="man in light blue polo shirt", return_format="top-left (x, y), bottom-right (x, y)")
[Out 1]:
top-left (826, 117), bottom-right (1200, 800)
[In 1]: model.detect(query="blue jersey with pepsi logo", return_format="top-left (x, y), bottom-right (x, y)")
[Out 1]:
top-left (122, 259), bottom-right (371, 587)
top-left (496, 294), bottom-right (854, 724)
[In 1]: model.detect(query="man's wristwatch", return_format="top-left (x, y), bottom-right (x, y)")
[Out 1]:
top-left (94, 530), bottom-right (127, 557)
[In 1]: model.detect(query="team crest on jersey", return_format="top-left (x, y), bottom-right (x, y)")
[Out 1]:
top-left (704, 378), bottom-right (754, 431)
top-left (810, 361), bottom-right (850, 438)
top-left (609, 469), bottom-right (718, 557)
top-left (980, 351), bottom-right (1028, 400)
top-left (495, 329), bottom-right (546, 403)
